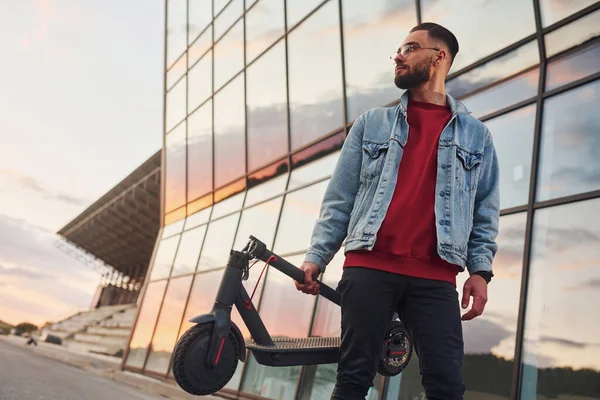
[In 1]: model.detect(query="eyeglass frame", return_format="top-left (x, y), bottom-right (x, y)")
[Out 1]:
top-left (391, 43), bottom-right (440, 61)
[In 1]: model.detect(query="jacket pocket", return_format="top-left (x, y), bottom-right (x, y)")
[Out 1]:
top-left (455, 147), bottom-right (482, 194)
top-left (362, 141), bottom-right (389, 180)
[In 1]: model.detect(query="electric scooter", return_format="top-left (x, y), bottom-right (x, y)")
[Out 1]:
top-left (172, 235), bottom-right (413, 396)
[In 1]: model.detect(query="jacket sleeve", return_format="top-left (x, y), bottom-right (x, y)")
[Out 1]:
top-left (303, 115), bottom-right (365, 272)
top-left (467, 130), bottom-right (500, 274)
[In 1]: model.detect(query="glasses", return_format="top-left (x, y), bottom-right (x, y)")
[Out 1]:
top-left (391, 44), bottom-right (440, 61)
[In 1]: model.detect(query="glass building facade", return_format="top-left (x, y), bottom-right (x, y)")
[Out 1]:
top-left (123, 0), bottom-right (600, 398)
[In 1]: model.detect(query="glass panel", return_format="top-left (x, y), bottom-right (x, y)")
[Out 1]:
top-left (461, 68), bottom-right (539, 118)
top-left (545, 9), bottom-right (600, 57)
top-left (399, 213), bottom-right (527, 399)
top-left (310, 365), bottom-right (384, 399)
top-left (274, 179), bottom-right (329, 255)
top-left (166, 76), bottom-right (187, 133)
top-left (245, 160), bottom-right (289, 207)
top-left (197, 212), bottom-right (240, 271)
top-left (167, 55), bottom-right (186, 90)
top-left (188, 0), bottom-right (212, 45)
top-left (162, 219), bottom-right (185, 238)
top-left (310, 250), bottom-right (344, 337)
top-left (171, 226), bottom-right (207, 276)
top-left (187, 51), bottom-right (212, 114)
top-left (288, 0), bottom-right (344, 151)
top-left (184, 206), bottom-right (212, 230)
top-left (245, 0), bottom-right (285, 63)
top-left (485, 104), bottom-right (536, 210)
top-left (145, 276), bottom-right (193, 374)
top-left (540, 0), bottom-right (597, 27)
top-left (214, 0), bottom-right (243, 41)
top-left (536, 79), bottom-right (600, 201)
top-left (240, 354), bottom-right (301, 399)
top-left (288, 150), bottom-right (339, 190)
top-left (286, 0), bottom-right (323, 29)
top-left (165, 123), bottom-right (187, 212)
top-left (520, 199), bottom-right (600, 399)
top-left (149, 235), bottom-right (181, 281)
top-left (291, 130), bottom-right (344, 169)
top-left (342, 0), bottom-right (417, 122)
top-left (233, 197), bottom-right (283, 251)
top-left (214, 74), bottom-right (245, 188)
top-left (167, 0), bottom-right (187, 69)
top-left (446, 40), bottom-right (539, 100)
top-left (178, 269), bottom-right (225, 337)
top-left (247, 41), bottom-right (289, 172)
top-left (165, 206), bottom-right (187, 226)
top-left (125, 281), bottom-right (167, 369)
top-left (214, 0), bottom-right (230, 16)
top-left (189, 25), bottom-right (212, 68)
top-left (421, 0), bottom-right (535, 73)
top-left (546, 41), bottom-right (600, 91)
top-left (211, 190), bottom-right (245, 219)
top-left (187, 100), bottom-right (213, 201)
top-left (214, 20), bottom-right (244, 91)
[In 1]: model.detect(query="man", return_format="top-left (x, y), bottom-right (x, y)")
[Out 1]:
top-left (294, 22), bottom-right (500, 400)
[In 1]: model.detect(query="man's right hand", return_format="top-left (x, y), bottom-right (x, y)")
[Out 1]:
top-left (295, 262), bottom-right (321, 295)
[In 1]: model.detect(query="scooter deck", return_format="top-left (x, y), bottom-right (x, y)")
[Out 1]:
top-left (246, 336), bottom-right (341, 367)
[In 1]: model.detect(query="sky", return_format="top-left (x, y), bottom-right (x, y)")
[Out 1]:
top-left (0, 0), bottom-right (164, 326)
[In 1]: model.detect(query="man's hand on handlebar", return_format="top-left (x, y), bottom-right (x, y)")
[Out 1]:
top-left (295, 262), bottom-right (320, 295)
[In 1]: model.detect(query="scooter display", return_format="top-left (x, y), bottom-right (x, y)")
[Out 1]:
top-left (172, 236), bottom-right (413, 396)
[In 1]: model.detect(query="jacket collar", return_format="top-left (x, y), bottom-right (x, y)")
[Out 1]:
top-left (397, 90), bottom-right (470, 116)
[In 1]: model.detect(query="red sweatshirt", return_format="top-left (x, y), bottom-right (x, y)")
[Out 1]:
top-left (344, 99), bottom-right (459, 285)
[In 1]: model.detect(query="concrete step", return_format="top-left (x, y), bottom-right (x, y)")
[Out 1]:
top-left (64, 340), bottom-right (114, 355)
top-left (42, 330), bottom-right (72, 339)
top-left (73, 333), bottom-right (127, 348)
top-left (86, 326), bottom-right (131, 337)
top-left (100, 320), bottom-right (133, 329)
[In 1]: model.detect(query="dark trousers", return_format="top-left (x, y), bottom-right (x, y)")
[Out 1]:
top-left (331, 267), bottom-right (465, 400)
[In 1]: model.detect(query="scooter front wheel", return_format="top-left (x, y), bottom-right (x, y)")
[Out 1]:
top-left (172, 322), bottom-right (239, 395)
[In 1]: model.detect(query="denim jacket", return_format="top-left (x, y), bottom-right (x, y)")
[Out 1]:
top-left (304, 91), bottom-right (500, 275)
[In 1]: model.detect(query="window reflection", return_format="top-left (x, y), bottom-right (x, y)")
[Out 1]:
top-left (166, 0), bottom-right (187, 69)
top-left (245, 159), bottom-right (289, 207)
top-left (485, 105), bottom-right (536, 210)
top-left (188, 0), bottom-right (211, 45)
top-left (214, 0), bottom-right (230, 16)
top-left (187, 194), bottom-right (212, 216)
top-left (184, 206), bottom-right (212, 230)
top-left (188, 26), bottom-right (212, 68)
top-left (214, 0), bottom-right (243, 41)
top-left (197, 212), bottom-right (241, 271)
top-left (214, 20), bottom-right (244, 91)
top-left (342, 0), bottom-right (416, 122)
top-left (162, 219), bottom-right (185, 239)
top-left (166, 55), bottom-right (186, 91)
top-left (539, 0), bottom-right (597, 27)
top-left (187, 52), bottom-right (212, 114)
top-left (310, 250), bottom-right (344, 338)
top-left (288, 150), bottom-right (339, 190)
top-left (546, 41), bottom-right (600, 91)
top-left (545, 9), bottom-right (600, 58)
top-left (211, 190), bottom-right (245, 219)
top-left (288, 0), bottom-right (344, 151)
top-left (165, 123), bottom-right (187, 212)
top-left (461, 68), bottom-right (539, 118)
top-left (537, 80), bottom-right (600, 201)
top-left (165, 206), bottom-right (187, 226)
top-left (247, 41), bottom-right (288, 172)
top-left (273, 179), bottom-right (329, 255)
top-left (145, 276), bottom-right (193, 374)
top-left (521, 199), bottom-right (600, 399)
top-left (246, 0), bottom-right (285, 63)
top-left (286, 0), bottom-right (323, 29)
top-left (166, 76), bottom-right (187, 133)
top-left (233, 197), bottom-right (283, 251)
top-left (178, 269), bottom-right (225, 337)
top-left (446, 40), bottom-right (539, 100)
top-left (214, 74), bottom-right (245, 188)
top-left (399, 213), bottom-right (527, 399)
top-left (125, 281), bottom-right (167, 369)
top-left (291, 130), bottom-right (344, 170)
top-left (149, 235), bottom-right (180, 281)
top-left (187, 100), bottom-right (212, 202)
top-left (240, 354), bottom-right (301, 399)
top-left (214, 178), bottom-right (246, 204)
top-left (421, 0), bottom-right (535, 73)
top-left (171, 226), bottom-right (207, 276)
top-left (310, 364), bottom-right (384, 399)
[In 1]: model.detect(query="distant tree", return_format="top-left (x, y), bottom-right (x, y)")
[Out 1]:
top-left (15, 322), bottom-right (38, 335)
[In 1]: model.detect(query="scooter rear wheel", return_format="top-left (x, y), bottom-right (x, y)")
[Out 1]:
top-left (172, 322), bottom-right (239, 396)
top-left (378, 320), bottom-right (412, 376)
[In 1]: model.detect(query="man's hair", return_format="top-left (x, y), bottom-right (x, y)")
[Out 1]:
top-left (410, 22), bottom-right (459, 66)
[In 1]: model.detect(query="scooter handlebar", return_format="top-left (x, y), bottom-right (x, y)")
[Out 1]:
top-left (247, 236), bottom-right (341, 306)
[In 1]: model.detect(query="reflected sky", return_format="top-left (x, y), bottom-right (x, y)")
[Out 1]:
top-left (537, 79), bottom-right (600, 201)
top-left (233, 197), bottom-right (283, 251)
top-left (310, 249), bottom-right (345, 337)
top-left (165, 122), bottom-right (186, 212)
top-left (166, 0), bottom-right (186, 69)
top-left (162, 218), bottom-right (185, 239)
top-left (545, 9), bottom-right (600, 57)
top-left (187, 51), bottom-right (212, 114)
top-left (165, 76), bottom-right (186, 133)
top-left (166, 55), bottom-right (186, 91)
top-left (188, 26), bottom-right (212, 67)
top-left (127, 280), bottom-right (167, 356)
top-left (539, 0), bottom-right (597, 27)
top-left (178, 269), bottom-right (224, 337)
top-left (171, 225), bottom-right (206, 276)
top-left (184, 206), bottom-right (212, 230)
top-left (197, 212), bottom-right (240, 271)
top-left (213, 19), bottom-right (244, 91)
top-left (288, 150), bottom-right (339, 190)
top-left (286, 0), bottom-right (324, 29)
top-left (187, 100), bottom-right (212, 202)
top-left (211, 190), bottom-right (245, 219)
top-left (214, 0), bottom-right (243, 41)
top-left (245, 0), bottom-right (285, 64)
top-left (188, 0), bottom-right (211, 45)
top-left (523, 198), bottom-right (600, 375)
top-left (546, 41), bottom-right (600, 91)
top-left (149, 235), bottom-right (180, 281)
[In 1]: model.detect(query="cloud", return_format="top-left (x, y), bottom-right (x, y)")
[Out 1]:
top-left (539, 336), bottom-right (588, 349)
top-left (0, 263), bottom-right (54, 280)
top-left (0, 169), bottom-right (89, 206)
top-left (462, 317), bottom-right (514, 355)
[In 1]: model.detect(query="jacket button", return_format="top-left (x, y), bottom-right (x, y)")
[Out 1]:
top-left (439, 191), bottom-right (445, 197)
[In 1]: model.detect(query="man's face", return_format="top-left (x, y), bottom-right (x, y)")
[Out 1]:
top-left (392, 31), bottom-right (439, 89)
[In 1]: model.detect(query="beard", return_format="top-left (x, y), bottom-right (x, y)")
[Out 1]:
top-left (394, 58), bottom-right (433, 89)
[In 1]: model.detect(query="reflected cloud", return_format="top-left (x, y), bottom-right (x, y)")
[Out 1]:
top-left (463, 317), bottom-right (513, 355)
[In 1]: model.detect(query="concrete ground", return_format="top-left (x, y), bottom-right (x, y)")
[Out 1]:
top-left (0, 336), bottom-right (223, 400)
